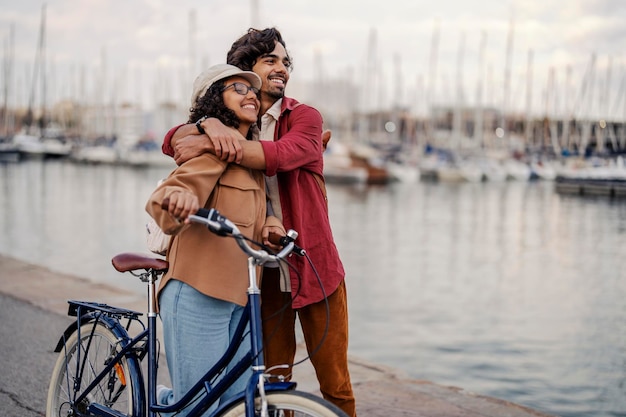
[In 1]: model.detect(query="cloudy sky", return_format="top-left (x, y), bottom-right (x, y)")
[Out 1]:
top-left (1, 0), bottom-right (624, 118)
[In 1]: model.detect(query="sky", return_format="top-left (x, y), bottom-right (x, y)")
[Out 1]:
top-left (1, 0), bottom-right (625, 119)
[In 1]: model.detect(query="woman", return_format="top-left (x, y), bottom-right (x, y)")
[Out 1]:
top-left (145, 64), bottom-right (285, 415)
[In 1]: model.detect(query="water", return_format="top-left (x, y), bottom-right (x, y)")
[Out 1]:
top-left (1, 159), bottom-right (626, 417)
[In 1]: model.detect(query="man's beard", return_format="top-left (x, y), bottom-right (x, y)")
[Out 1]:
top-left (267, 87), bottom-right (285, 100)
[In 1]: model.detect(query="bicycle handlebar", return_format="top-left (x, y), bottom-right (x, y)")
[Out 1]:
top-left (161, 198), bottom-right (303, 264)
top-left (189, 209), bottom-right (301, 264)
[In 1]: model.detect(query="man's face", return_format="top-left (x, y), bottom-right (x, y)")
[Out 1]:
top-left (251, 42), bottom-right (291, 100)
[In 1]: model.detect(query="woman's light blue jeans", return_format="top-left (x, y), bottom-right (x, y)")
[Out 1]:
top-left (157, 279), bottom-right (250, 416)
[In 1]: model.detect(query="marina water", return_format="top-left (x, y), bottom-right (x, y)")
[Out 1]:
top-left (1, 159), bottom-right (625, 417)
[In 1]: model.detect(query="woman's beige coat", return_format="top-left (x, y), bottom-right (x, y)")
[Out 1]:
top-left (146, 153), bottom-right (284, 306)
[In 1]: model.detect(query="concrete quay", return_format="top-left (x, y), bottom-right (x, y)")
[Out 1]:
top-left (0, 254), bottom-right (555, 417)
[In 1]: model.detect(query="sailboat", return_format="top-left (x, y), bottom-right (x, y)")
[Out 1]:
top-left (15, 5), bottom-right (71, 159)
top-left (0, 23), bottom-right (21, 162)
top-left (0, 139), bottom-right (20, 162)
top-left (431, 30), bottom-right (484, 183)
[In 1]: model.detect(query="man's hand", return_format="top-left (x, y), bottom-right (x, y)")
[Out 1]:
top-left (171, 118), bottom-right (247, 165)
top-left (202, 118), bottom-right (245, 163)
top-left (322, 129), bottom-right (331, 151)
top-left (263, 225), bottom-right (287, 251)
top-left (173, 135), bottom-right (214, 165)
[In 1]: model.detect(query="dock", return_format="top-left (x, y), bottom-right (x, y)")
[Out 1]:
top-left (0, 254), bottom-right (555, 416)
top-left (555, 176), bottom-right (626, 197)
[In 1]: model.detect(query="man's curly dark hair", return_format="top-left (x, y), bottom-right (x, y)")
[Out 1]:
top-left (188, 79), bottom-right (256, 140)
top-left (226, 27), bottom-right (292, 72)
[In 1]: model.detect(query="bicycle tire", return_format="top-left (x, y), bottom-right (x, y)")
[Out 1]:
top-left (46, 321), bottom-right (140, 417)
top-left (216, 390), bottom-right (349, 417)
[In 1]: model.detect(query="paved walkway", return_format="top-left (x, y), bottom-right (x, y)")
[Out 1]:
top-left (0, 254), bottom-right (555, 416)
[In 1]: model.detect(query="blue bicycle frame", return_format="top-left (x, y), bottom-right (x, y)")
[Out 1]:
top-left (54, 211), bottom-right (301, 417)
top-left (147, 256), bottom-right (297, 417)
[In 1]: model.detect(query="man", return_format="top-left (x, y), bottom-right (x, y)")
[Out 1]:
top-left (161, 28), bottom-right (356, 417)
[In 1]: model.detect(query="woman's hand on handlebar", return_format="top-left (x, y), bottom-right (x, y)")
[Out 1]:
top-left (163, 192), bottom-right (200, 223)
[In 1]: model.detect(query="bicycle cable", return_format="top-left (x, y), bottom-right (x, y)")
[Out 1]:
top-left (250, 236), bottom-right (332, 373)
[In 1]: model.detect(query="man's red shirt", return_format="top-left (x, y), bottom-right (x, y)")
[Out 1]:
top-left (162, 97), bottom-right (345, 308)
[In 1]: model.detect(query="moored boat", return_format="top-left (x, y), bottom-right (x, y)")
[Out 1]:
top-left (0, 138), bottom-right (21, 163)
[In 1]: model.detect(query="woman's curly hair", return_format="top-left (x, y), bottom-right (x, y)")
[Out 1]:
top-left (188, 79), bottom-right (256, 140)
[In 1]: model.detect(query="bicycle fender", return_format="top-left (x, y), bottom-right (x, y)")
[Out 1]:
top-left (216, 381), bottom-right (297, 414)
top-left (264, 382), bottom-right (297, 391)
top-left (53, 313), bottom-right (94, 352)
top-left (53, 313), bottom-right (129, 352)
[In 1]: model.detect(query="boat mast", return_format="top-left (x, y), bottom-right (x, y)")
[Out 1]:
top-left (524, 49), bottom-right (533, 148)
top-left (360, 27), bottom-right (378, 140)
top-left (393, 53), bottom-right (402, 143)
top-left (501, 17), bottom-right (514, 148)
top-left (425, 19), bottom-right (440, 146)
top-left (561, 65), bottom-right (572, 152)
top-left (603, 57), bottom-right (617, 152)
top-left (3, 22), bottom-right (15, 137)
top-left (474, 31), bottom-right (486, 148)
top-left (26, 4), bottom-right (46, 134)
top-left (546, 67), bottom-right (561, 155)
top-left (250, 0), bottom-right (260, 28)
top-left (41, 4), bottom-right (46, 133)
top-left (578, 53), bottom-right (596, 155)
top-left (189, 9), bottom-right (196, 89)
top-left (610, 70), bottom-right (625, 149)
top-left (452, 30), bottom-right (465, 150)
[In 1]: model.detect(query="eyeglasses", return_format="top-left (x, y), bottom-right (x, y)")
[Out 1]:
top-left (222, 82), bottom-right (260, 96)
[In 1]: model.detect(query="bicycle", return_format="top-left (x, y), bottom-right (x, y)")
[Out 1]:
top-left (46, 207), bottom-right (348, 417)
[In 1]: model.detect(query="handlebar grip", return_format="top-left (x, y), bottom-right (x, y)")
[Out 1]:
top-left (268, 232), bottom-right (285, 246)
top-left (196, 207), bottom-right (211, 218)
top-left (161, 198), bottom-right (210, 218)
top-left (268, 232), bottom-right (306, 257)
top-left (162, 197), bottom-right (228, 235)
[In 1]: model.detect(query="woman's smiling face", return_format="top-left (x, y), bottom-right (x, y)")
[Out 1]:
top-left (221, 76), bottom-right (260, 126)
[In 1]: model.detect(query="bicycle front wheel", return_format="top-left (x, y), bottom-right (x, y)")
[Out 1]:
top-left (217, 390), bottom-right (349, 417)
top-left (46, 322), bottom-right (139, 417)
